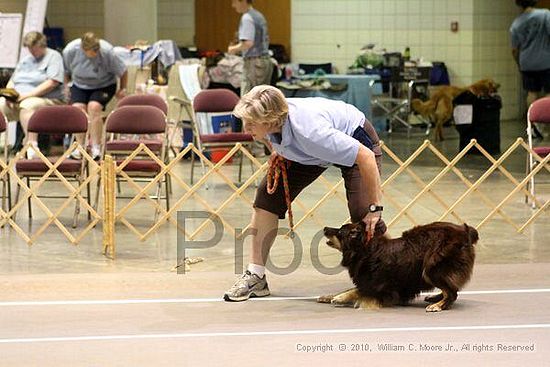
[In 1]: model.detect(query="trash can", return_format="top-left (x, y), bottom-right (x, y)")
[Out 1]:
top-left (453, 91), bottom-right (502, 155)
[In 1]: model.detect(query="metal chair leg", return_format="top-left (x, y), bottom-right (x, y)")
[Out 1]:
top-left (7, 173), bottom-right (11, 211)
top-left (86, 166), bottom-right (92, 221)
top-left (190, 151), bottom-right (195, 185)
top-left (238, 150), bottom-right (244, 184)
top-left (26, 177), bottom-right (32, 219)
top-left (153, 180), bottom-right (162, 223)
top-left (73, 176), bottom-right (82, 228)
top-left (13, 179), bottom-right (21, 221)
top-left (93, 175), bottom-right (101, 213)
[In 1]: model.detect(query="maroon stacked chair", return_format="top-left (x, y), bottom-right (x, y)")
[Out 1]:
top-left (107, 94), bottom-right (169, 155)
top-left (526, 96), bottom-right (550, 207)
top-left (97, 105), bottom-right (169, 217)
top-left (117, 94), bottom-right (168, 114)
top-left (191, 88), bottom-right (254, 184)
top-left (14, 106), bottom-right (89, 227)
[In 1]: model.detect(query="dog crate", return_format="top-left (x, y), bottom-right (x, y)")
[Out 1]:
top-left (453, 91), bottom-right (502, 155)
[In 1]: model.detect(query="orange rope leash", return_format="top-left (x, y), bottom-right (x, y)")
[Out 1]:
top-left (266, 155), bottom-right (293, 232)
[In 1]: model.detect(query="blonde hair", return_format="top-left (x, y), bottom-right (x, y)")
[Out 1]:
top-left (233, 85), bottom-right (288, 129)
top-left (81, 32), bottom-right (100, 51)
top-left (23, 31), bottom-right (47, 48)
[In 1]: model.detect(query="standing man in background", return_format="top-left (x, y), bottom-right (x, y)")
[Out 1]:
top-left (63, 32), bottom-right (128, 159)
top-left (227, 0), bottom-right (273, 96)
top-left (510, 0), bottom-right (550, 138)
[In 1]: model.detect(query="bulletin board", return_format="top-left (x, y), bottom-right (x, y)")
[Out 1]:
top-left (0, 14), bottom-right (23, 68)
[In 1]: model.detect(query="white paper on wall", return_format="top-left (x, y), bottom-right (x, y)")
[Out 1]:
top-left (0, 13), bottom-right (23, 68)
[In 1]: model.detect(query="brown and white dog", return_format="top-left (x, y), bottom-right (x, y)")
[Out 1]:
top-left (411, 78), bottom-right (500, 141)
top-left (318, 221), bottom-right (477, 312)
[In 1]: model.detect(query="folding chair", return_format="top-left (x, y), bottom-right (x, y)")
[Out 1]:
top-left (0, 112), bottom-right (11, 212)
top-left (110, 94), bottom-right (168, 154)
top-left (370, 78), bottom-right (430, 137)
top-left (98, 105), bottom-right (169, 216)
top-left (167, 62), bottom-right (202, 158)
top-left (190, 89), bottom-right (255, 185)
top-left (526, 96), bottom-right (550, 208)
top-left (14, 106), bottom-right (90, 228)
top-left (118, 93), bottom-right (168, 114)
top-left (115, 93), bottom-right (172, 193)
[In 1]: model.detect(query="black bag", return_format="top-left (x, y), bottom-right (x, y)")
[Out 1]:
top-left (453, 91), bottom-right (502, 155)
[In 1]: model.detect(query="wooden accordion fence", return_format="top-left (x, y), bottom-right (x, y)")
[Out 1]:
top-left (0, 139), bottom-right (548, 258)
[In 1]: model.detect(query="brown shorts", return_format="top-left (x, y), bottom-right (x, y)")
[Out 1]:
top-left (254, 119), bottom-right (386, 234)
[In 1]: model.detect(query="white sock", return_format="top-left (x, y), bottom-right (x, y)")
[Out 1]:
top-left (247, 263), bottom-right (265, 278)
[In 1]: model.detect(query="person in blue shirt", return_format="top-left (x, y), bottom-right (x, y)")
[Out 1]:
top-left (510, 0), bottom-right (550, 138)
top-left (0, 32), bottom-right (65, 159)
top-left (63, 32), bottom-right (128, 159)
top-left (224, 85), bottom-right (385, 302)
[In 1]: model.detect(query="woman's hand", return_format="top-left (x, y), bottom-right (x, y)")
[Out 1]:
top-left (362, 211), bottom-right (381, 242)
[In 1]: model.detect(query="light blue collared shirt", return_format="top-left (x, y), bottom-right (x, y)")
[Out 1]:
top-left (268, 98), bottom-right (364, 167)
top-left (12, 48), bottom-right (64, 100)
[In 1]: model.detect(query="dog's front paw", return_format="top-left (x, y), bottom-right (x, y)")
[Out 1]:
top-left (331, 292), bottom-right (360, 308)
top-left (317, 294), bottom-right (334, 304)
top-left (331, 297), bottom-right (357, 308)
top-left (425, 303), bottom-right (443, 312)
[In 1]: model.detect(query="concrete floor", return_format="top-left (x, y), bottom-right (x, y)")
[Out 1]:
top-left (0, 121), bottom-right (549, 366)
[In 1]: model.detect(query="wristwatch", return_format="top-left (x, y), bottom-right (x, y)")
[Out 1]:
top-left (368, 204), bottom-right (383, 213)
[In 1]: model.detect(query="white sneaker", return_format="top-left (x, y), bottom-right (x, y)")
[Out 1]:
top-left (26, 144), bottom-right (40, 159)
top-left (91, 145), bottom-right (101, 161)
top-left (70, 149), bottom-right (82, 160)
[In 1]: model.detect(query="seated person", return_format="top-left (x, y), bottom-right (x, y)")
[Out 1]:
top-left (0, 31), bottom-right (65, 159)
top-left (63, 32), bottom-right (128, 160)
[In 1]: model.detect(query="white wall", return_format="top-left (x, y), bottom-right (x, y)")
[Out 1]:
top-left (472, 0), bottom-right (520, 121)
top-left (105, 0), bottom-right (157, 46)
top-left (47, 0), bottom-right (104, 41)
top-left (158, 0), bottom-right (194, 46)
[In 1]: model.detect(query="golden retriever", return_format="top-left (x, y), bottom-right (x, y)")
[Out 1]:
top-left (411, 79), bottom-right (500, 141)
top-left (318, 221), bottom-right (477, 312)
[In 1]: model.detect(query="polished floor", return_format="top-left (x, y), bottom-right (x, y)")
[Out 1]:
top-left (0, 120), bottom-right (549, 366)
